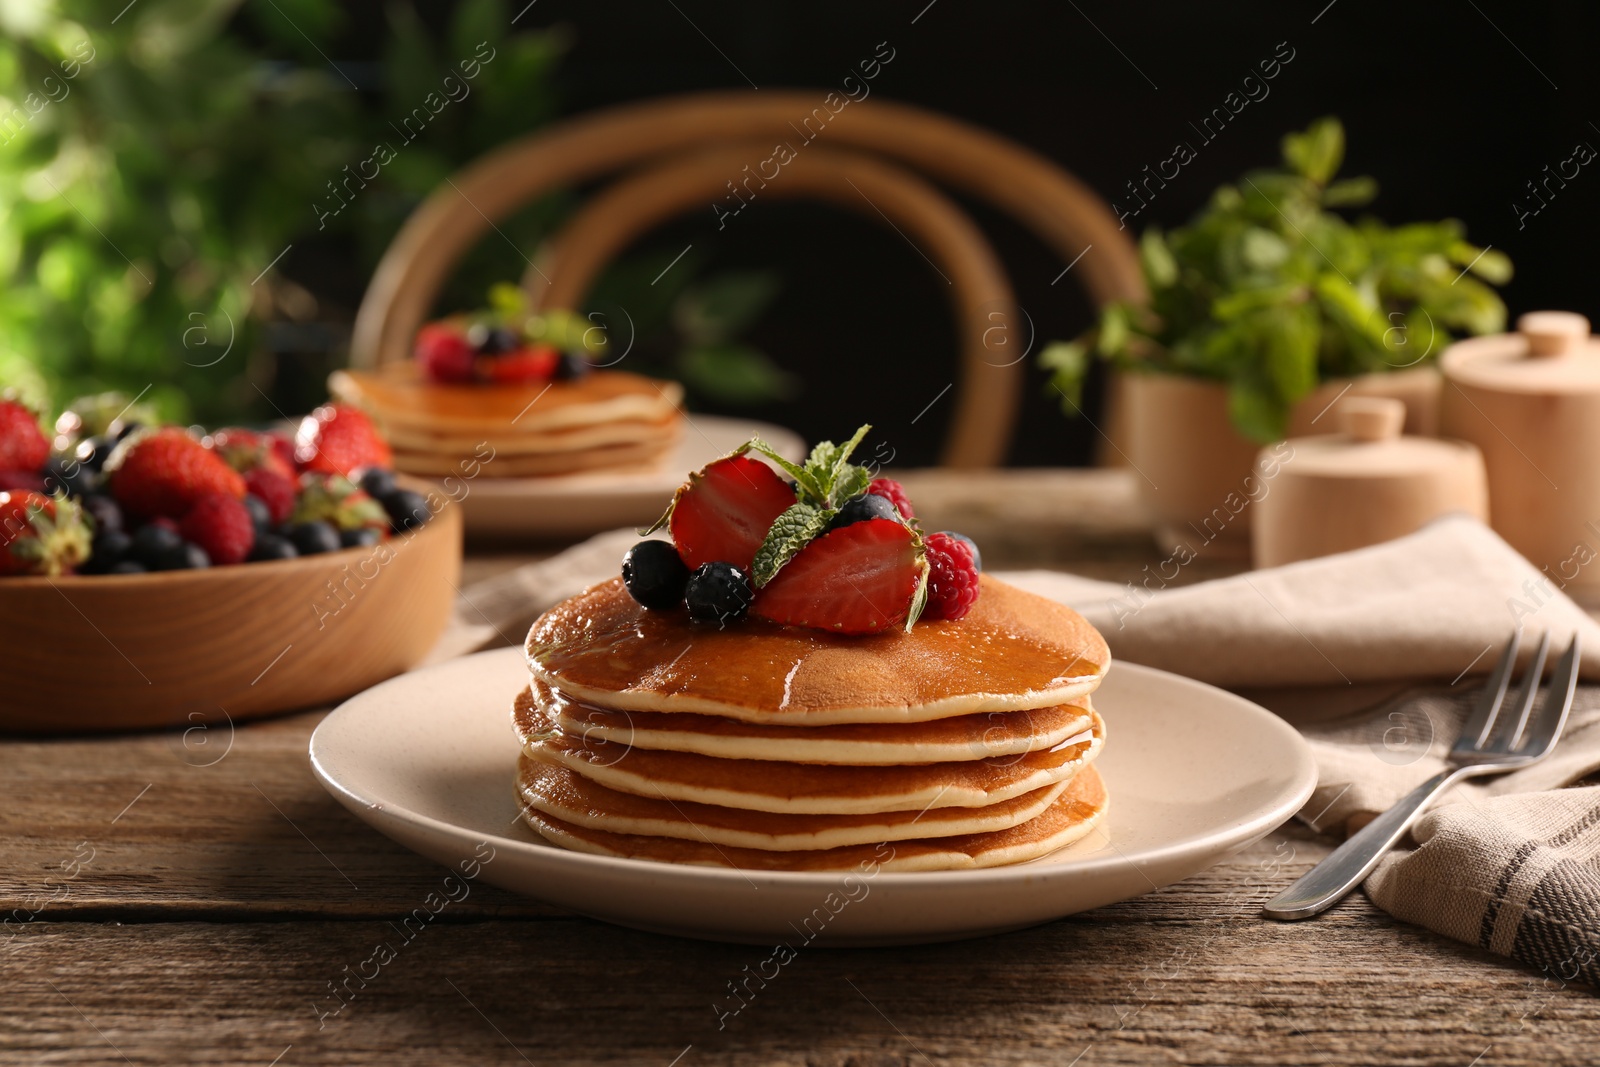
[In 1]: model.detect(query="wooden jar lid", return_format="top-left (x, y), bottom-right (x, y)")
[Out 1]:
top-left (1252, 397), bottom-right (1488, 568)
top-left (1440, 310), bottom-right (1600, 394)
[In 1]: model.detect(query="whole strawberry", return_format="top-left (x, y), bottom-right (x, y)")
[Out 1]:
top-left (107, 428), bottom-right (246, 520)
top-left (179, 493), bottom-right (255, 565)
top-left (922, 531), bottom-right (980, 621)
top-left (0, 400), bottom-right (50, 474)
top-left (243, 466), bottom-right (296, 525)
top-left (415, 322), bottom-right (477, 382)
top-left (295, 404), bottom-right (392, 477)
top-left (209, 428), bottom-right (295, 478)
top-left (0, 491), bottom-right (92, 576)
top-left (292, 473), bottom-right (389, 533)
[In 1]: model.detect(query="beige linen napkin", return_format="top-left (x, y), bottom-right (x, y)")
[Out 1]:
top-left (437, 515), bottom-right (1600, 982)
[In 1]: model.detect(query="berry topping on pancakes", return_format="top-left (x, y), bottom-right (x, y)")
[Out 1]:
top-left (626, 424), bottom-right (982, 634)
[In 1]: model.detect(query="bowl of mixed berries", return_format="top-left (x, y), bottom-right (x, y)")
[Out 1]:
top-left (0, 395), bottom-right (461, 732)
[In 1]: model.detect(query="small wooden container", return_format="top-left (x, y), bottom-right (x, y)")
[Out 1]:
top-left (1440, 311), bottom-right (1600, 603)
top-left (1253, 397), bottom-right (1488, 568)
top-left (0, 495), bottom-right (462, 734)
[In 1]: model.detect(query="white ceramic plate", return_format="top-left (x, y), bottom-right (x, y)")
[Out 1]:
top-left (450, 415), bottom-right (804, 538)
top-left (310, 647), bottom-right (1316, 945)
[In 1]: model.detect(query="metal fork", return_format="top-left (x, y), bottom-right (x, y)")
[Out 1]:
top-left (1262, 629), bottom-right (1581, 921)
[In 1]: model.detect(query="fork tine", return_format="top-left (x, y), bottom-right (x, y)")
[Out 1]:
top-left (1520, 633), bottom-right (1581, 760)
top-left (1489, 629), bottom-right (1551, 753)
top-left (1458, 629), bottom-right (1522, 751)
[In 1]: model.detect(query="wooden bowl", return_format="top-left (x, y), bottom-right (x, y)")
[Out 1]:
top-left (0, 499), bottom-right (461, 734)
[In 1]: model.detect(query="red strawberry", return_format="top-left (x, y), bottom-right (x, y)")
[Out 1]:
top-left (243, 466), bottom-right (296, 525)
top-left (923, 531), bottom-right (980, 621)
top-left (752, 518), bottom-right (923, 634)
top-left (0, 469), bottom-right (46, 493)
top-left (295, 404), bottom-right (392, 477)
top-left (0, 400), bottom-right (49, 473)
top-left (209, 427), bottom-right (294, 478)
top-left (480, 344), bottom-right (558, 383)
top-left (107, 428), bottom-right (246, 520)
top-left (0, 491), bottom-right (91, 576)
top-left (415, 322), bottom-right (477, 382)
top-left (178, 493), bottom-right (255, 565)
top-left (867, 477), bottom-right (914, 520)
top-left (668, 455), bottom-right (795, 571)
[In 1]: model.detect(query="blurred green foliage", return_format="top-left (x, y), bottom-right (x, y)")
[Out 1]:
top-left (1041, 117), bottom-right (1512, 442)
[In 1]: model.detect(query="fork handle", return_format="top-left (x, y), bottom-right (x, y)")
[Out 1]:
top-left (1261, 768), bottom-right (1462, 920)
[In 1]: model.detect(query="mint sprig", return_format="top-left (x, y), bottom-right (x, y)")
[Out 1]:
top-left (747, 423), bottom-right (871, 510)
top-left (750, 502), bottom-right (834, 586)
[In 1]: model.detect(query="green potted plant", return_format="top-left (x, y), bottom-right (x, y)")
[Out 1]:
top-left (1041, 117), bottom-right (1510, 553)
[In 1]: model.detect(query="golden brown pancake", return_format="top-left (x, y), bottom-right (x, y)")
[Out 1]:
top-left (382, 414), bottom-right (679, 456)
top-left (391, 437), bottom-right (674, 478)
top-left (521, 765), bottom-right (1108, 871)
top-left (329, 364), bottom-right (682, 434)
top-left (517, 755), bottom-right (1071, 850)
top-left (519, 680), bottom-right (1094, 765)
top-left (525, 575), bottom-right (1111, 724)
top-left (524, 701), bottom-right (1103, 815)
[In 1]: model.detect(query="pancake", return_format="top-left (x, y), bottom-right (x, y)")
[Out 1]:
top-left (329, 364), bottom-right (682, 434)
top-left (521, 764), bottom-right (1108, 871)
top-left (382, 415), bottom-right (679, 456)
top-left (521, 680), bottom-right (1094, 765)
top-left (526, 575), bottom-right (1110, 724)
top-left (392, 437), bottom-right (674, 478)
top-left (525, 704), bottom-right (1103, 815)
top-left (517, 755), bottom-right (1072, 851)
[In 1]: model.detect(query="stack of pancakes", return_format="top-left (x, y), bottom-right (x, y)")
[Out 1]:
top-left (514, 574), bottom-right (1112, 871)
top-left (328, 364), bottom-right (683, 478)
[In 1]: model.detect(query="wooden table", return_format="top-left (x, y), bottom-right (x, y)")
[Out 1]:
top-left (5, 470), bottom-right (1597, 1066)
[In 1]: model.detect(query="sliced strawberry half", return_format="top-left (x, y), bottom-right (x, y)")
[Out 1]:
top-left (752, 518), bottom-right (923, 635)
top-left (668, 455), bottom-right (794, 572)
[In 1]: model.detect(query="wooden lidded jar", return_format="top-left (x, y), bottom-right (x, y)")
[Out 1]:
top-left (1440, 311), bottom-right (1600, 603)
top-left (1253, 397), bottom-right (1488, 568)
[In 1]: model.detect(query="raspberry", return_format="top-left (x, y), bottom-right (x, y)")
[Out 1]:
top-left (178, 493), bottom-right (255, 565)
top-left (867, 477), bottom-right (914, 520)
top-left (415, 322), bottom-right (477, 382)
top-left (243, 466), bottom-right (297, 525)
top-left (922, 531), bottom-right (980, 621)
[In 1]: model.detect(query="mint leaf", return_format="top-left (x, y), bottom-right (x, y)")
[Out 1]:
top-left (832, 463), bottom-right (871, 505)
top-left (751, 502), bottom-right (834, 587)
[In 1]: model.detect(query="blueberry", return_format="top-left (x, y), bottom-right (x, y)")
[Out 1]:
top-left (554, 352), bottom-right (592, 381)
top-left (622, 540), bottom-right (690, 611)
top-left (340, 527), bottom-right (382, 549)
top-left (239, 493), bottom-right (271, 532)
top-left (289, 521), bottom-right (341, 556)
top-left (380, 489), bottom-right (431, 533)
top-left (940, 531), bottom-right (982, 573)
top-left (467, 323), bottom-right (518, 354)
top-left (75, 435), bottom-right (113, 472)
top-left (43, 455), bottom-right (97, 497)
top-left (130, 523), bottom-right (183, 568)
top-left (248, 532), bottom-right (299, 562)
top-left (108, 560), bottom-right (147, 574)
top-left (91, 528), bottom-right (133, 565)
top-left (358, 467), bottom-right (398, 499)
top-left (684, 561), bottom-right (752, 626)
top-left (174, 542), bottom-right (211, 570)
top-left (829, 493), bottom-right (901, 530)
top-left (81, 494), bottom-right (123, 536)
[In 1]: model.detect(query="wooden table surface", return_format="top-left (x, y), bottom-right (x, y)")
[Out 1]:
top-left (5, 470), bottom-right (1597, 1066)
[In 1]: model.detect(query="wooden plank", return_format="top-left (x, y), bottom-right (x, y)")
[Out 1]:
top-left (0, 710), bottom-right (556, 920)
top-left (5, 885), bottom-right (1597, 1067)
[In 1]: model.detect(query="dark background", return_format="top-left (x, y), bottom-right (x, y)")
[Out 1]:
top-left (334, 0), bottom-right (1600, 467)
